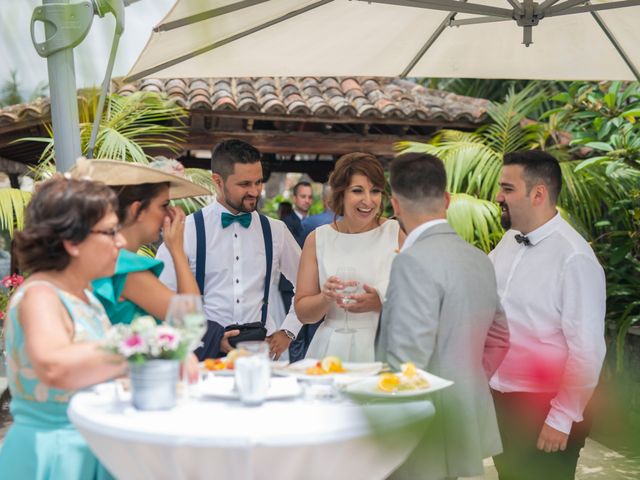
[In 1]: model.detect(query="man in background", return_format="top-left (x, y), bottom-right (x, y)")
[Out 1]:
top-left (301, 184), bottom-right (336, 241)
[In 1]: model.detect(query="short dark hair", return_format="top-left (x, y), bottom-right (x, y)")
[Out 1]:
top-left (277, 201), bottom-right (293, 220)
top-left (211, 139), bottom-right (261, 179)
top-left (15, 177), bottom-right (117, 273)
top-left (328, 152), bottom-right (387, 218)
top-left (110, 183), bottom-right (169, 225)
top-left (390, 153), bottom-right (447, 203)
top-left (293, 181), bottom-right (312, 196)
top-left (503, 150), bottom-right (562, 203)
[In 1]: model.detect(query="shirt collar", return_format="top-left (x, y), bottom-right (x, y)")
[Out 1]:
top-left (293, 209), bottom-right (306, 221)
top-left (522, 211), bottom-right (561, 246)
top-left (401, 218), bottom-right (448, 252)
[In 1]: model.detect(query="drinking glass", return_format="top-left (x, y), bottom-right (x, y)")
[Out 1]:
top-left (335, 266), bottom-right (358, 334)
top-left (234, 341), bottom-right (271, 406)
top-left (166, 294), bottom-right (206, 399)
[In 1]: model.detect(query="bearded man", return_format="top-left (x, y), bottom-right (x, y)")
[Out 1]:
top-left (489, 150), bottom-right (606, 480)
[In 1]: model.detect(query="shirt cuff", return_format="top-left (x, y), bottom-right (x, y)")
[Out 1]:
top-left (545, 407), bottom-right (574, 435)
top-left (281, 315), bottom-right (303, 337)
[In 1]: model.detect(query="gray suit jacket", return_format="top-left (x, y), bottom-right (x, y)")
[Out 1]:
top-left (377, 223), bottom-right (509, 480)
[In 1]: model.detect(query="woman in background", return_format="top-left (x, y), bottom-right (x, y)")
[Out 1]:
top-left (0, 176), bottom-right (127, 479)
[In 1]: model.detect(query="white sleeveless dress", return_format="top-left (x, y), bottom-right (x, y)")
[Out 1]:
top-left (305, 220), bottom-right (400, 362)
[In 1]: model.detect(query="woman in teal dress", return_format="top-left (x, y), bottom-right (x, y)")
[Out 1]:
top-left (89, 159), bottom-right (210, 325)
top-left (0, 176), bottom-right (127, 479)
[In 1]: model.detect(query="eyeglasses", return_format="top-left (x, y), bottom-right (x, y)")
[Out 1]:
top-left (89, 226), bottom-right (121, 239)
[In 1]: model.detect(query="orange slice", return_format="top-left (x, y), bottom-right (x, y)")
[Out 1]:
top-left (378, 373), bottom-right (401, 393)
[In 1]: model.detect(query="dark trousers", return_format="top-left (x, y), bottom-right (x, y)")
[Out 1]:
top-left (491, 389), bottom-right (592, 480)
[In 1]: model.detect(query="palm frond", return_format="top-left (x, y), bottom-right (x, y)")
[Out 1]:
top-left (447, 193), bottom-right (503, 252)
top-left (0, 189), bottom-right (32, 236)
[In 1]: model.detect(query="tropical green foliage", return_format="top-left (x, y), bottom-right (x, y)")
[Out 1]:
top-left (0, 189), bottom-right (31, 234)
top-left (24, 91), bottom-right (189, 177)
top-left (2, 91), bottom-right (215, 233)
top-left (400, 80), bottom-right (640, 371)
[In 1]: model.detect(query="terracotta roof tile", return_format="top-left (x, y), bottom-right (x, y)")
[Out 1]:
top-left (0, 77), bottom-right (489, 130)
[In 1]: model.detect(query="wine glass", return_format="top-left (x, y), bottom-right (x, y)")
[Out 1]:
top-left (335, 266), bottom-right (358, 334)
top-left (166, 294), bottom-right (205, 398)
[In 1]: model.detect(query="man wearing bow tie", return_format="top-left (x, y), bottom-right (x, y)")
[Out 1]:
top-left (489, 150), bottom-right (606, 480)
top-left (157, 139), bottom-right (302, 359)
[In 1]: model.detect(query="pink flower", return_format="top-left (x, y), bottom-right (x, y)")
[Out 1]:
top-left (156, 326), bottom-right (180, 351)
top-left (2, 274), bottom-right (24, 289)
top-left (119, 333), bottom-right (147, 357)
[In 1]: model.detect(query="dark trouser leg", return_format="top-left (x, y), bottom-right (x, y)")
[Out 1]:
top-left (491, 389), bottom-right (591, 480)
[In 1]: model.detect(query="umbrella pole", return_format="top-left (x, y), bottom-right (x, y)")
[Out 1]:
top-left (32, 0), bottom-right (93, 172)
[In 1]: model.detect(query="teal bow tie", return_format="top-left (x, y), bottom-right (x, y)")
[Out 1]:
top-left (221, 212), bottom-right (252, 228)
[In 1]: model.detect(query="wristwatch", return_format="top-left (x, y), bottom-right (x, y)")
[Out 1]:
top-left (282, 329), bottom-right (296, 341)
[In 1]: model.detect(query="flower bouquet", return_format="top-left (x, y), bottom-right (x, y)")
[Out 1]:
top-left (104, 316), bottom-right (189, 410)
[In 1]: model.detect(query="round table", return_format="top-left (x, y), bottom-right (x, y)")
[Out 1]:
top-left (69, 384), bottom-right (435, 480)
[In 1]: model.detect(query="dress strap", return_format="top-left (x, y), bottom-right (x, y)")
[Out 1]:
top-left (8, 280), bottom-right (59, 310)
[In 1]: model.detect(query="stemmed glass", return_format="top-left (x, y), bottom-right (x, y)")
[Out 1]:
top-left (335, 266), bottom-right (358, 334)
top-left (166, 294), bottom-right (206, 398)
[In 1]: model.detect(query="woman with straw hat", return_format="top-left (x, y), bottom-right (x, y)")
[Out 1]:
top-left (84, 159), bottom-right (210, 325)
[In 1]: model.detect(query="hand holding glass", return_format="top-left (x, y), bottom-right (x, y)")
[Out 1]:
top-left (335, 266), bottom-right (358, 334)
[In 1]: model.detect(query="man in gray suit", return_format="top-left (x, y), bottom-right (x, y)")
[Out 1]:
top-left (377, 152), bottom-right (510, 480)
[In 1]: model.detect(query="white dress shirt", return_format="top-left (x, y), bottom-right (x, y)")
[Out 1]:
top-left (157, 201), bottom-right (303, 337)
top-left (489, 213), bottom-right (606, 434)
top-left (400, 218), bottom-right (448, 252)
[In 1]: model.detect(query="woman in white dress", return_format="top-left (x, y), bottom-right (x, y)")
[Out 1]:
top-left (295, 153), bottom-right (405, 362)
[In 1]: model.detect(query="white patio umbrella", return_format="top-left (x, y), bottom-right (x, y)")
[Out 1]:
top-left (126, 0), bottom-right (640, 82)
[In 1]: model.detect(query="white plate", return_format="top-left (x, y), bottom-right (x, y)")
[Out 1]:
top-left (271, 359), bottom-right (383, 383)
top-left (344, 370), bottom-right (453, 401)
top-left (197, 376), bottom-right (302, 401)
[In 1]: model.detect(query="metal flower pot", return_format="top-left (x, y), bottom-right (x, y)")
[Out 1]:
top-left (129, 359), bottom-right (179, 410)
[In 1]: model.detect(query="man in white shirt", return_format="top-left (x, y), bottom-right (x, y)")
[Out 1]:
top-left (377, 152), bottom-right (509, 480)
top-left (489, 150), bottom-right (606, 480)
top-left (157, 139), bottom-right (302, 359)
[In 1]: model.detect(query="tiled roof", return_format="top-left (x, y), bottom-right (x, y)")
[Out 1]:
top-left (0, 77), bottom-right (488, 129)
top-left (117, 77), bottom-right (488, 124)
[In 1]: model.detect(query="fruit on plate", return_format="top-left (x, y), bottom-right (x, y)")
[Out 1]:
top-left (376, 362), bottom-right (430, 393)
top-left (305, 356), bottom-right (347, 375)
top-left (204, 349), bottom-right (240, 371)
top-left (378, 373), bottom-right (402, 392)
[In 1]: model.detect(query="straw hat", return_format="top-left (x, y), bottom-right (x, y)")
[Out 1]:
top-left (73, 159), bottom-right (212, 200)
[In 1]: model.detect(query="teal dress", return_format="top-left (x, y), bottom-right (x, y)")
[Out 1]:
top-left (0, 281), bottom-right (114, 479)
top-left (92, 249), bottom-right (164, 325)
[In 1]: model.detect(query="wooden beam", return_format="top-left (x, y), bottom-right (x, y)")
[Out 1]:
top-left (185, 130), bottom-right (425, 156)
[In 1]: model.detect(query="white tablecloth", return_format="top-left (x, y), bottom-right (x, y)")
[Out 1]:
top-left (69, 386), bottom-right (435, 480)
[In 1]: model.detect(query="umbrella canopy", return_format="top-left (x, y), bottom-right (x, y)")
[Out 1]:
top-left (126, 0), bottom-right (640, 82)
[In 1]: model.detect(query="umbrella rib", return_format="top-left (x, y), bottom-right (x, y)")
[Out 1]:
top-left (450, 15), bottom-right (510, 25)
top-left (400, 8), bottom-right (463, 77)
top-left (126, 0), bottom-right (334, 82)
top-left (545, 0), bottom-right (640, 16)
top-left (154, 0), bottom-right (270, 32)
top-left (505, 0), bottom-right (523, 15)
top-left (590, 9), bottom-right (640, 81)
top-left (363, 0), bottom-right (513, 18)
top-left (543, 0), bottom-right (587, 14)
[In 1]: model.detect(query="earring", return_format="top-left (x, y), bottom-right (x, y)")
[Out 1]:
top-left (70, 249), bottom-right (80, 257)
